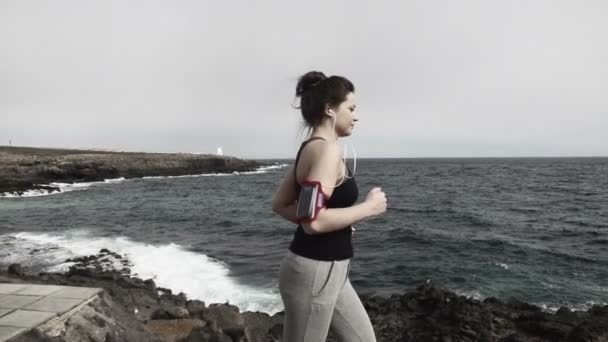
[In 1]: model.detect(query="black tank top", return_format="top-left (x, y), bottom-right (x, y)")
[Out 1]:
top-left (288, 137), bottom-right (359, 261)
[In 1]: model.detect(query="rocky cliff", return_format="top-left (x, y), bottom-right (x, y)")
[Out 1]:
top-left (0, 146), bottom-right (260, 195)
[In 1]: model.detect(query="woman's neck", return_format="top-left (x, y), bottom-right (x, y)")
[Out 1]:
top-left (309, 123), bottom-right (338, 143)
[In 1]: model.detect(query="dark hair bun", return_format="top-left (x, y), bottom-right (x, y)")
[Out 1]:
top-left (295, 71), bottom-right (327, 97)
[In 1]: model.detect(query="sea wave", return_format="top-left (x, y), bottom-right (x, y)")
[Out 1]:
top-left (0, 178), bottom-right (126, 198)
top-left (453, 288), bottom-right (605, 313)
top-left (0, 231), bottom-right (283, 314)
top-left (142, 163), bottom-right (289, 179)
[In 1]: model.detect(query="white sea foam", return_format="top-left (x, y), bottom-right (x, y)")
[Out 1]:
top-left (50, 177), bottom-right (126, 192)
top-left (0, 231), bottom-right (283, 314)
top-left (454, 289), bottom-right (484, 300)
top-left (536, 303), bottom-right (560, 313)
top-left (256, 164), bottom-right (289, 172)
top-left (581, 285), bottom-right (608, 293)
top-left (0, 177), bottom-right (127, 199)
top-left (535, 300), bottom-right (608, 313)
top-left (142, 163), bottom-right (289, 179)
top-left (495, 262), bottom-right (510, 270)
top-left (103, 177), bottom-right (126, 184)
top-left (452, 287), bottom-right (606, 313)
top-left (0, 188), bottom-right (57, 198)
top-left (1, 164), bottom-right (289, 198)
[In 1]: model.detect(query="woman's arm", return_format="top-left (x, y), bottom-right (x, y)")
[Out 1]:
top-left (270, 140), bottom-right (336, 223)
top-left (305, 203), bottom-right (373, 234)
top-left (271, 166), bottom-right (299, 223)
top-left (299, 142), bottom-right (383, 234)
top-left (271, 142), bottom-right (386, 232)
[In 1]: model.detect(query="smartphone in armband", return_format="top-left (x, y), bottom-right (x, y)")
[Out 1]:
top-left (296, 181), bottom-right (326, 222)
top-left (296, 184), bottom-right (317, 218)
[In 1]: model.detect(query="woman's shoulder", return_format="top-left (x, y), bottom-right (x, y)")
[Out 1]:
top-left (295, 139), bottom-right (341, 182)
top-left (300, 139), bottom-right (340, 163)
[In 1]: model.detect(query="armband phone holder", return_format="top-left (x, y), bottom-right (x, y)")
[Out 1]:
top-left (296, 180), bottom-right (328, 223)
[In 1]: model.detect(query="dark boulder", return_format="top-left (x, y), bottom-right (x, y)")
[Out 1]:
top-left (8, 263), bottom-right (23, 276)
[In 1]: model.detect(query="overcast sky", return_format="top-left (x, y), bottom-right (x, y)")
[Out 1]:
top-left (1, 0), bottom-right (607, 158)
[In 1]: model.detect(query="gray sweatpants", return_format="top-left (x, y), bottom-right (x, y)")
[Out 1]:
top-left (278, 250), bottom-right (376, 342)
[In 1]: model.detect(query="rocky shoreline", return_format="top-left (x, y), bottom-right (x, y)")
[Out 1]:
top-left (2, 250), bottom-right (607, 342)
top-left (0, 146), bottom-right (261, 196)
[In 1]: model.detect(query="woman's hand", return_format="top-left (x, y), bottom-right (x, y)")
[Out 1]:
top-left (364, 187), bottom-right (387, 217)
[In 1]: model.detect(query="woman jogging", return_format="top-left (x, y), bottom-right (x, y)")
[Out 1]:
top-left (272, 70), bottom-right (387, 341)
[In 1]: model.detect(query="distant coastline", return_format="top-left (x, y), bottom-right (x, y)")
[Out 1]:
top-left (0, 146), bottom-right (262, 196)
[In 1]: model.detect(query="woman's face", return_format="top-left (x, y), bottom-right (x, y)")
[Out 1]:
top-left (332, 92), bottom-right (358, 137)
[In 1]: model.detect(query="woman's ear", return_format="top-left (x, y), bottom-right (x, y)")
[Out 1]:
top-left (325, 105), bottom-right (334, 118)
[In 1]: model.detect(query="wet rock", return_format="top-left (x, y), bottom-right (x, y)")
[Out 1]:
top-left (8, 263), bottom-right (23, 275)
top-left (143, 278), bottom-right (156, 293)
top-left (146, 319), bottom-right (205, 342)
top-left (157, 286), bottom-right (172, 295)
top-left (3, 249), bottom-right (608, 342)
top-left (186, 299), bottom-right (206, 319)
top-left (180, 321), bottom-right (232, 342)
top-left (151, 306), bottom-right (190, 320)
top-left (202, 303), bottom-right (244, 330)
top-left (223, 326), bottom-right (249, 342)
top-left (268, 323), bottom-right (283, 342)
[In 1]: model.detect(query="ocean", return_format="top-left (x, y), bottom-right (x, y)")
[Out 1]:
top-left (1, 158), bottom-right (607, 315)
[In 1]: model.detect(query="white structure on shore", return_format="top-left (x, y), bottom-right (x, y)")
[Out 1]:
top-left (216, 147), bottom-right (223, 156)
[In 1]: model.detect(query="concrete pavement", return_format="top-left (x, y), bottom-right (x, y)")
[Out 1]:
top-left (0, 283), bottom-right (102, 341)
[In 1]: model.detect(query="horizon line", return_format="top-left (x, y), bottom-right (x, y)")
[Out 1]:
top-left (258, 155), bottom-right (608, 160)
top-left (2, 145), bottom-right (606, 160)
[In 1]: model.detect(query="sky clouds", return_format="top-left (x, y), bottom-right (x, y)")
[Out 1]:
top-left (1, 0), bottom-right (606, 158)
